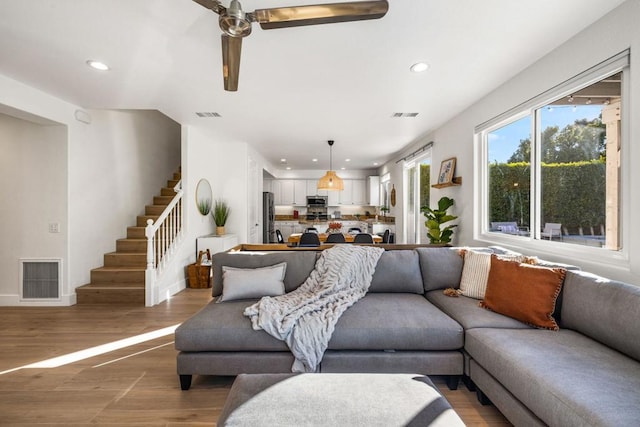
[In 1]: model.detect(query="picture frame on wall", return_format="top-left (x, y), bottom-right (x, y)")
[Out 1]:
top-left (437, 157), bottom-right (456, 185)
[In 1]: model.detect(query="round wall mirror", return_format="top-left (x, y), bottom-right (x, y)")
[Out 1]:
top-left (196, 179), bottom-right (212, 216)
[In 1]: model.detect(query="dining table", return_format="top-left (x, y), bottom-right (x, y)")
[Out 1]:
top-left (287, 232), bottom-right (382, 244)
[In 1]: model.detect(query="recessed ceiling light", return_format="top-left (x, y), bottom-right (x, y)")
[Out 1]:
top-left (280, 158), bottom-right (287, 163)
top-left (286, 166), bottom-right (291, 170)
top-left (312, 158), bottom-right (318, 162)
top-left (341, 167), bottom-right (346, 170)
top-left (410, 62), bottom-right (429, 73)
top-left (345, 159), bottom-right (351, 162)
top-left (86, 60), bottom-right (110, 71)
top-left (373, 162), bottom-right (379, 166)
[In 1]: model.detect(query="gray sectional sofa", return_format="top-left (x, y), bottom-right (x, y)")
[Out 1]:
top-left (175, 247), bottom-right (640, 426)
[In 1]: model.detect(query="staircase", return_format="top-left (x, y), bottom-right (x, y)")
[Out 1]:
top-left (76, 170), bottom-right (182, 304)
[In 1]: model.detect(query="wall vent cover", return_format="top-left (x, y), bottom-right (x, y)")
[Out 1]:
top-left (195, 112), bottom-right (222, 117)
top-left (20, 259), bottom-right (62, 300)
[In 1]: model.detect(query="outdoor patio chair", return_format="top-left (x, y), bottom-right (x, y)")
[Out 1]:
top-left (541, 223), bottom-right (563, 240)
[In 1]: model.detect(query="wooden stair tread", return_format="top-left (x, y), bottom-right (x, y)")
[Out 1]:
top-left (77, 283), bottom-right (144, 289)
top-left (92, 266), bottom-right (146, 272)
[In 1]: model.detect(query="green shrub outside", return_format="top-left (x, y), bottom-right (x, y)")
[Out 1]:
top-left (489, 160), bottom-right (605, 232)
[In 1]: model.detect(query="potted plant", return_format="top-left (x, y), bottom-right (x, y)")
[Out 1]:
top-left (421, 196), bottom-right (458, 245)
top-left (212, 199), bottom-right (230, 235)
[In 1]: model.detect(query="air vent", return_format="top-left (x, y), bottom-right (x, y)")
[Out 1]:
top-left (195, 112), bottom-right (222, 118)
top-left (392, 112), bottom-right (419, 118)
top-left (20, 259), bottom-right (61, 300)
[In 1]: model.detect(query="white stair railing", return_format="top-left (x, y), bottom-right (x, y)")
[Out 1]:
top-left (145, 180), bottom-right (183, 306)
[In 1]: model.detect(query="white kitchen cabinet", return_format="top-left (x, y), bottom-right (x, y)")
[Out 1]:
top-left (339, 180), bottom-right (353, 205)
top-left (368, 176), bottom-right (380, 206)
top-left (338, 179), bottom-right (366, 205)
top-left (196, 234), bottom-right (238, 257)
top-left (327, 189), bottom-right (340, 206)
top-left (352, 179), bottom-right (367, 205)
top-left (306, 180), bottom-right (328, 197)
top-left (263, 179), bottom-right (274, 193)
top-left (275, 180), bottom-right (306, 205)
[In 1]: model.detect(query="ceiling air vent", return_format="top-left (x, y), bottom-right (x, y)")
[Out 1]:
top-left (391, 112), bottom-right (419, 118)
top-left (195, 112), bottom-right (222, 118)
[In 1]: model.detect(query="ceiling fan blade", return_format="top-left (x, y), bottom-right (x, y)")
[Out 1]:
top-left (221, 34), bottom-right (242, 91)
top-left (192, 0), bottom-right (226, 14)
top-left (253, 0), bottom-right (388, 30)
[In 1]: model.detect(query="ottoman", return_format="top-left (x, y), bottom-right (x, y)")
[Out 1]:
top-left (218, 373), bottom-right (465, 426)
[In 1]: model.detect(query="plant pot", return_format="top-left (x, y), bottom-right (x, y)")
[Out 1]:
top-left (216, 226), bottom-right (225, 235)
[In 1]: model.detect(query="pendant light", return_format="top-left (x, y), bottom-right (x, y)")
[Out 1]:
top-left (317, 140), bottom-right (344, 191)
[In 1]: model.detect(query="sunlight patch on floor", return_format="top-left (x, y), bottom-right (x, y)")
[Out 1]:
top-left (0, 324), bottom-right (180, 375)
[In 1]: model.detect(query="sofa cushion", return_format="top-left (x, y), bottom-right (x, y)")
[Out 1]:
top-left (425, 290), bottom-right (533, 330)
top-left (368, 250), bottom-right (423, 293)
top-left (175, 299), bottom-right (289, 352)
top-left (480, 256), bottom-right (565, 330)
top-left (328, 293), bottom-right (463, 351)
top-left (219, 262), bottom-right (286, 302)
top-left (466, 328), bottom-right (640, 427)
top-left (561, 270), bottom-right (640, 361)
top-left (416, 247), bottom-right (465, 292)
top-left (212, 251), bottom-right (318, 297)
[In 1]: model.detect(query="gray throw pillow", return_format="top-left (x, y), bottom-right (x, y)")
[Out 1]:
top-left (219, 262), bottom-right (287, 302)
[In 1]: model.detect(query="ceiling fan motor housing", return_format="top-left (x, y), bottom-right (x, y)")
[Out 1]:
top-left (219, 0), bottom-right (252, 37)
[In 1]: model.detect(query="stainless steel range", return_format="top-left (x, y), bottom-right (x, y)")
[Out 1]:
top-left (306, 196), bottom-right (328, 221)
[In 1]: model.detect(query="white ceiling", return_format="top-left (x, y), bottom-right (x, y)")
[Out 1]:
top-left (0, 0), bottom-right (626, 171)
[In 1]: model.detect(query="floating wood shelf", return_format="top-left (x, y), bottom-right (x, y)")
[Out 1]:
top-left (432, 176), bottom-right (462, 188)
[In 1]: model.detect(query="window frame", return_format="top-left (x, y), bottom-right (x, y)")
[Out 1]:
top-left (474, 51), bottom-right (630, 269)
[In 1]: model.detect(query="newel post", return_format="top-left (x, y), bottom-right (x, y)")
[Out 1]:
top-left (145, 219), bottom-right (156, 307)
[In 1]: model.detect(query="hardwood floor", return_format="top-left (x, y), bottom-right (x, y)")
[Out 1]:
top-left (0, 289), bottom-right (511, 426)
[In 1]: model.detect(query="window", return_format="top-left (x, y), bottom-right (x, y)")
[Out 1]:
top-left (477, 51), bottom-right (628, 253)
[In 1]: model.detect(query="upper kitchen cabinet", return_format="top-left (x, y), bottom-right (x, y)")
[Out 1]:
top-left (368, 176), bottom-right (380, 206)
top-left (274, 179), bottom-right (307, 205)
top-left (306, 180), bottom-right (327, 197)
top-left (339, 179), bottom-right (367, 205)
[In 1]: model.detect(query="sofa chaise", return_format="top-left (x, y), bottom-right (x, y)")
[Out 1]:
top-left (175, 246), bottom-right (640, 426)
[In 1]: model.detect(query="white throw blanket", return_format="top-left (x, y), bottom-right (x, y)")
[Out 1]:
top-left (244, 245), bottom-right (384, 373)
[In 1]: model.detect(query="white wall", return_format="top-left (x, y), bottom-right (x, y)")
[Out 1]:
top-left (0, 114), bottom-right (68, 304)
top-left (382, 0), bottom-right (640, 283)
top-left (0, 74), bottom-right (182, 305)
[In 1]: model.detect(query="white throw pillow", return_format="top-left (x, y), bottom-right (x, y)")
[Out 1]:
top-left (459, 250), bottom-right (538, 299)
top-left (219, 262), bottom-right (287, 302)
top-left (459, 250), bottom-right (492, 299)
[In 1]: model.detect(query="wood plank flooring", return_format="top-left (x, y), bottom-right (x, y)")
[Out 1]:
top-left (0, 289), bottom-right (511, 426)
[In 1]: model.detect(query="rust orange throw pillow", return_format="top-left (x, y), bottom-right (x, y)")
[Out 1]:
top-left (480, 255), bottom-right (566, 330)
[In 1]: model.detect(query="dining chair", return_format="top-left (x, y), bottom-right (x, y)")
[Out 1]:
top-left (305, 227), bottom-right (319, 233)
top-left (275, 229), bottom-right (284, 244)
top-left (348, 227), bottom-right (362, 233)
top-left (298, 232), bottom-right (321, 247)
top-left (381, 229), bottom-right (390, 243)
top-left (325, 233), bottom-right (346, 243)
top-left (353, 233), bottom-right (374, 244)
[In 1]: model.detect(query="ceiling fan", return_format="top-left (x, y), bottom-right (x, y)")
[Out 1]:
top-left (192, 0), bottom-right (389, 91)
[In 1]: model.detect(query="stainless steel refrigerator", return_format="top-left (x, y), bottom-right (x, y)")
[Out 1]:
top-left (262, 192), bottom-right (275, 243)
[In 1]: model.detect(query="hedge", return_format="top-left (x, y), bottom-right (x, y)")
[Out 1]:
top-left (489, 160), bottom-right (606, 232)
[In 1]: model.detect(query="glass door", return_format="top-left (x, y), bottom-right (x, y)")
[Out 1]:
top-left (404, 152), bottom-right (431, 243)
